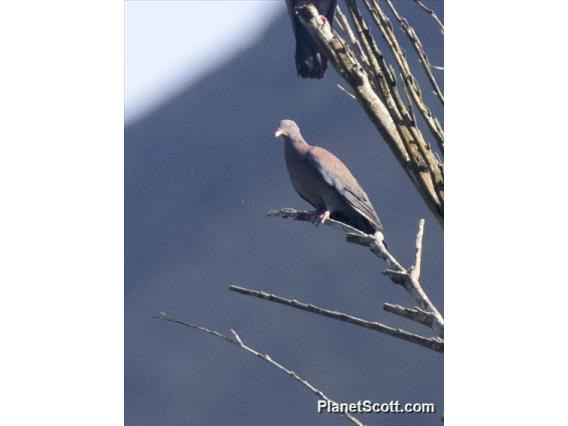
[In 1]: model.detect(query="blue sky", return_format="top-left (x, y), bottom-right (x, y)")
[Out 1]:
top-left (125, 1), bottom-right (284, 123)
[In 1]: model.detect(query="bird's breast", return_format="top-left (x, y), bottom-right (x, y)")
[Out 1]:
top-left (285, 144), bottom-right (327, 208)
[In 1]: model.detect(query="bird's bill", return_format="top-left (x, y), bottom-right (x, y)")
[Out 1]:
top-left (274, 129), bottom-right (283, 138)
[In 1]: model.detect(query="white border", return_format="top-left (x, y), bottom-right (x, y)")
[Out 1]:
top-left (0, 1), bottom-right (123, 424)
top-left (446, 1), bottom-right (568, 424)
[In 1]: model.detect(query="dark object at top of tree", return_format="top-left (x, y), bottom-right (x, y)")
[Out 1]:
top-left (286, 0), bottom-right (338, 79)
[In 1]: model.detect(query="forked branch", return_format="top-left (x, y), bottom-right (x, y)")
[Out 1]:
top-left (415, 0), bottom-right (445, 34)
top-left (361, 0), bottom-right (445, 151)
top-left (385, 0), bottom-right (444, 104)
top-left (295, 4), bottom-right (444, 225)
top-left (268, 208), bottom-right (444, 337)
top-left (229, 285), bottom-right (443, 353)
top-left (153, 312), bottom-right (364, 426)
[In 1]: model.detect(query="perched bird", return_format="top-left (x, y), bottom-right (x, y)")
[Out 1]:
top-left (275, 119), bottom-right (384, 236)
top-left (286, 0), bottom-right (338, 79)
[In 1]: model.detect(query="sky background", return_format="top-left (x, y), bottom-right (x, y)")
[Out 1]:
top-left (4, 1), bottom-right (567, 425)
top-left (125, 1), bottom-right (284, 123)
top-left (125, 2), bottom-right (444, 425)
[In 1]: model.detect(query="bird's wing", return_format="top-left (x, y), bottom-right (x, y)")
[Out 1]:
top-left (285, 0), bottom-right (337, 78)
top-left (306, 147), bottom-right (383, 231)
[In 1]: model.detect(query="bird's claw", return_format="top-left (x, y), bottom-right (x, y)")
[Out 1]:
top-left (320, 15), bottom-right (329, 29)
top-left (310, 210), bottom-right (330, 227)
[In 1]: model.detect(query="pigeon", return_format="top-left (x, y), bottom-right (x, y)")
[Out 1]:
top-left (286, 0), bottom-right (338, 79)
top-left (274, 119), bottom-right (384, 236)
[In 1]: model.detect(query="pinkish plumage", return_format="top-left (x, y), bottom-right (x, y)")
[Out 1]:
top-left (275, 119), bottom-right (383, 235)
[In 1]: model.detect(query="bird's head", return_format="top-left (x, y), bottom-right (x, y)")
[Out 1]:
top-left (274, 119), bottom-right (301, 141)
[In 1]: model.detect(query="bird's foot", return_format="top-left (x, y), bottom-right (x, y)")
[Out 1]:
top-left (320, 15), bottom-right (330, 29)
top-left (309, 210), bottom-right (330, 227)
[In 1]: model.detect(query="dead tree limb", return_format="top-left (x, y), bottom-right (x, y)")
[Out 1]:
top-left (153, 312), bottom-right (365, 426)
top-left (268, 208), bottom-right (444, 337)
top-left (335, 6), bottom-right (371, 74)
top-left (229, 285), bottom-right (443, 353)
top-left (361, 0), bottom-right (445, 152)
top-left (383, 303), bottom-right (437, 330)
top-left (295, 4), bottom-right (444, 225)
top-left (414, 0), bottom-right (445, 34)
top-left (385, 0), bottom-right (444, 105)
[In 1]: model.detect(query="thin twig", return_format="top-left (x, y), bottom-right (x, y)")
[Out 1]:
top-left (337, 84), bottom-right (357, 100)
top-left (401, 72), bottom-right (417, 125)
top-left (335, 5), bottom-right (371, 71)
top-left (346, 0), bottom-right (445, 213)
top-left (347, 0), bottom-right (443, 212)
top-left (153, 312), bottom-right (365, 426)
top-left (414, 0), bottom-right (444, 34)
top-left (229, 285), bottom-right (443, 353)
top-left (268, 208), bottom-right (444, 336)
top-left (411, 219), bottom-right (425, 280)
top-left (295, 4), bottom-right (444, 225)
top-left (268, 207), bottom-right (381, 237)
top-left (362, 0), bottom-right (445, 153)
top-left (385, 0), bottom-right (444, 105)
top-left (383, 303), bottom-right (437, 329)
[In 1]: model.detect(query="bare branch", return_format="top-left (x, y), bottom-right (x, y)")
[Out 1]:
top-left (343, 0), bottom-right (444, 219)
top-left (229, 286), bottom-right (443, 353)
top-left (383, 303), bottom-right (438, 330)
top-left (267, 207), bottom-right (383, 242)
top-left (154, 312), bottom-right (365, 426)
top-left (268, 208), bottom-right (444, 337)
top-left (335, 5), bottom-right (371, 72)
top-left (414, 0), bottom-right (445, 34)
top-left (385, 0), bottom-right (444, 105)
top-left (401, 72), bottom-right (417, 125)
top-left (295, 4), bottom-right (444, 225)
top-left (411, 218), bottom-right (425, 280)
top-left (337, 84), bottom-right (357, 100)
top-left (361, 0), bottom-right (445, 153)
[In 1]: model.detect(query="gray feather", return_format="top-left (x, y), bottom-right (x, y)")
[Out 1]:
top-left (305, 149), bottom-right (383, 232)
